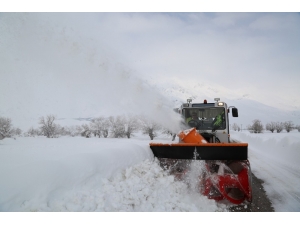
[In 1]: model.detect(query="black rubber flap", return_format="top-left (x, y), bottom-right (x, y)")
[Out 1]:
top-left (150, 145), bottom-right (248, 160)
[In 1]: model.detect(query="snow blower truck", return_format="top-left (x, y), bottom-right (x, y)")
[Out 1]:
top-left (149, 98), bottom-right (252, 205)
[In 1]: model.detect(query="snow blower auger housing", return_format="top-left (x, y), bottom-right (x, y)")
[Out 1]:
top-left (149, 98), bottom-right (252, 205)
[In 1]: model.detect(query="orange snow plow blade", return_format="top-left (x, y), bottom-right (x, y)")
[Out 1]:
top-left (150, 142), bottom-right (248, 160)
top-left (150, 128), bottom-right (248, 160)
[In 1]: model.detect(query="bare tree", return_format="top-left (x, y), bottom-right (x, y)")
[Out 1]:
top-left (124, 115), bottom-right (139, 139)
top-left (25, 127), bottom-right (40, 137)
top-left (266, 122), bottom-right (276, 133)
top-left (247, 119), bottom-right (263, 133)
top-left (90, 117), bottom-right (110, 138)
top-left (14, 128), bottom-right (22, 136)
top-left (275, 122), bottom-right (284, 133)
top-left (109, 116), bottom-right (126, 138)
top-left (101, 118), bottom-right (110, 138)
top-left (0, 117), bottom-right (13, 139)
top-left (283, 121), bottom-right (294, 133)
top-left (81, 124), bottom-right (92, 138)
top-left (140, 118), bottom-right (161, 140)
top-left (75, 125), bottom-right (83, 136)
top-left (39, 115), bottom-right (60, 138)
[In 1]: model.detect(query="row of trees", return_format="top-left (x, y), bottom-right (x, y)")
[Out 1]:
top-left (232, 120), bottom-right (300, 133)
top-left (0, 115), bottom-right (174, 140)
top-left (2, 116), bottom-right (300, 140)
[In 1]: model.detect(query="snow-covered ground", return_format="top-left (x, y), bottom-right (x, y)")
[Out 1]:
top-left (230, 130), bottom-right (300, 212)
top-left (1, 130), bottom-right (299, 213)
top-left (0, 133), bottom-right (224, 212)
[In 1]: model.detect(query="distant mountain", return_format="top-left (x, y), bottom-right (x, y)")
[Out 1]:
top-left (147, 79), bottom-right (300, 128)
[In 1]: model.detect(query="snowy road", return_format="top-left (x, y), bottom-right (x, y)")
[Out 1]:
top-left (229, 173), bottom-right (274, 212)
top-left (248, 148), bottom-right (300, 211)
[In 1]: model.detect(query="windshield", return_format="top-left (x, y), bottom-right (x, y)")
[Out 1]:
top-left (184, 107), bottom-right (226, 130)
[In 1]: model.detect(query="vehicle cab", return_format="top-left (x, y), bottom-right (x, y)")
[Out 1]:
top-left (175, 98), bottom-right (238, 143)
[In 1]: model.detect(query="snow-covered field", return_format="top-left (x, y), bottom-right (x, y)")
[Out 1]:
top-left (1, 130), bottom-right (300, 214)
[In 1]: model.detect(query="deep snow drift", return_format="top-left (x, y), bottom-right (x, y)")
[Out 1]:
top-left (1, 130), bottom-right (299, 212)
top-left (0, 134), bottom-right (224, 212)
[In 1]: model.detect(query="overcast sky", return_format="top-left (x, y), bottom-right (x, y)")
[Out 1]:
top-left (1, 12), bottom-right (300, 129)
top-left (97, 12), bottom-right (300, 108)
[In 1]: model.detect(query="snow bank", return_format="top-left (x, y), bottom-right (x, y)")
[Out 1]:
top-left (45, 159), bottom-right (221, 212)
top-left (0, 137), bottom-right (152, 211)
top-left (0, 136), bottom-right (223, 212)
top-left (231, 130), bottom-right (300, 169)
top-left (231, 130), bottom-right (300, 212)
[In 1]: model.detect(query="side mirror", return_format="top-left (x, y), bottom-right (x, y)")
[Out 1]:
top-left (232, 108), bottom-right (238, 117)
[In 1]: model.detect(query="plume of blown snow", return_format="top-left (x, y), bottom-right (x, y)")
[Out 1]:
top-left (0, 13), bottom-right (182, 132)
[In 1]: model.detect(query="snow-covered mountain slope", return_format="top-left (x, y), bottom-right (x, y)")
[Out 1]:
top-left (145, 78), bottom-right (300, 127)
